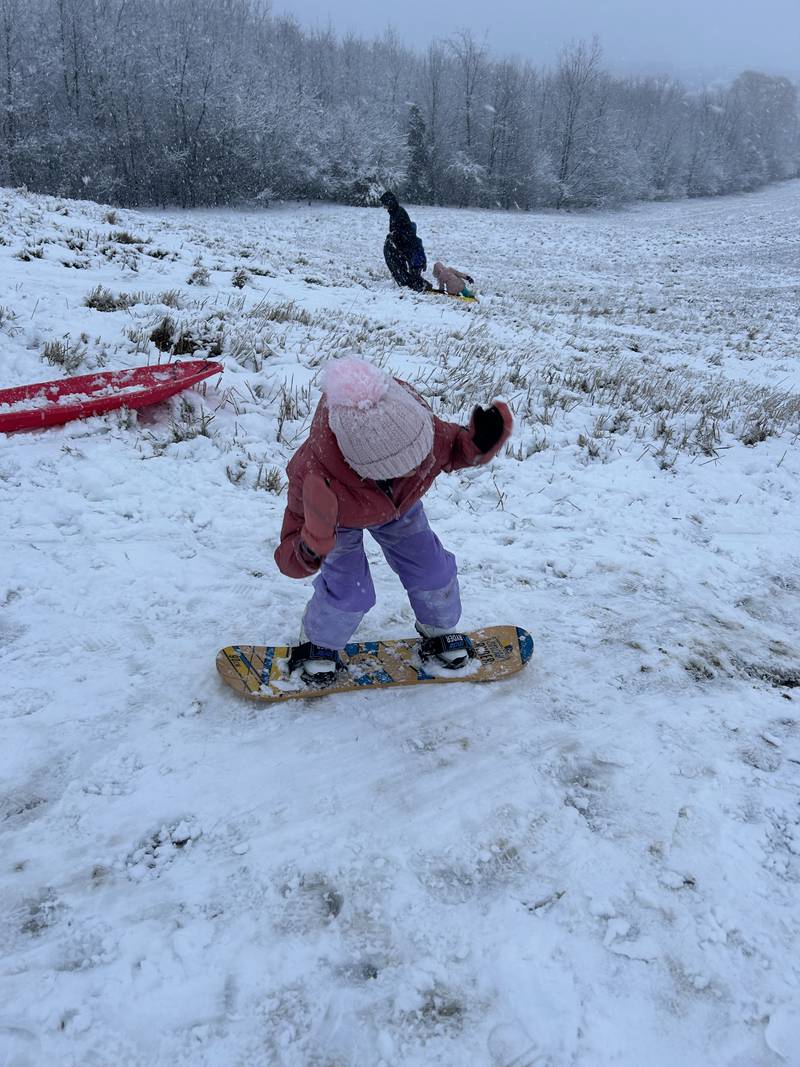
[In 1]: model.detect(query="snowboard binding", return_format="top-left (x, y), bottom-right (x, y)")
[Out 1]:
top-left (417, 632), bottom-right (476, 670)
top-left (287, 641), bottom-right (344, 687)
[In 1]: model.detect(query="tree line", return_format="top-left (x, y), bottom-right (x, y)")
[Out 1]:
top-left (1, 0), bottom-right (798, 210)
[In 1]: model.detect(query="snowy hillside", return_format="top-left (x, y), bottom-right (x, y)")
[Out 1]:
top-left (1, 183), bottom-right (799, 1067)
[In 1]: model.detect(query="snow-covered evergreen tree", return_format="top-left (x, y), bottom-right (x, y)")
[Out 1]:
top-left (405, 104), bottom-right (432, 204)
top-left (0, 1), bottom-right (796, 209)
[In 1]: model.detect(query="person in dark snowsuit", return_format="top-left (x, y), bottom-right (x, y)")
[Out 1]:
top-left (380, 191), bottom-right (432, 292)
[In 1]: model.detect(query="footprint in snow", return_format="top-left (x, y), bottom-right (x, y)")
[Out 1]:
top-left (274, 871), bottom-right (344, 934)
top-left (125, 818), bottom-right (202, 881)
top-left (0, 687), bottom-right (50, 719)
top-left (487, 1022), bottom-right (543, 1066)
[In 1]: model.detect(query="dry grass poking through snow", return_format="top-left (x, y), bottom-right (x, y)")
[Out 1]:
top-left (1, 183), bottom-right (797, 491)
top-left (2, 185), bottom-right (800, 1067)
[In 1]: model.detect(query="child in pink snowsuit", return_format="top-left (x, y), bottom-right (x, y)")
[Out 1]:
top-left (433, 261), bottom-right (476, 298)
top-left (274, 358), bottom-right (512, 683)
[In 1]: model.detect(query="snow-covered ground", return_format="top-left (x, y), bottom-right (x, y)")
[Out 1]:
top-left (1, 182), bottom-right (799, 1067)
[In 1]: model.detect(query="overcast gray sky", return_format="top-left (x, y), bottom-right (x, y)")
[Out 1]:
top-left (276, 0), bottom-right (800, 82)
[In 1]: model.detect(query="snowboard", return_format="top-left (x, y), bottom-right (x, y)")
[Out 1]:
top-left (217, 625), bottom-right (533, 703)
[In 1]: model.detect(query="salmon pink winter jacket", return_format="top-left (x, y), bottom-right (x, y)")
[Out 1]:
top-left (275, 386), bottom-right (511, 579)
top-left (433, 261), bottom-right (472, 295)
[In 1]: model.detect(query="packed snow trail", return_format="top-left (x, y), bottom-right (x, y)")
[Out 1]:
top-left (1, 184), bottom-right (799, 1066)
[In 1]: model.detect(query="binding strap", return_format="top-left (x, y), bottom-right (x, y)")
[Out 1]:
top-left (418, 632), bottom-right (476, 668)
top-left (287, 642), bottom-right (343, 676)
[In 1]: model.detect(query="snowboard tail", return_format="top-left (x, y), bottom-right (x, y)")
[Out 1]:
top-left (217, 625), bottom-right (533, 703)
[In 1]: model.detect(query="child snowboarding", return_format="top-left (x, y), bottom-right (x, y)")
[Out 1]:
top-left (433, 261), bottom-right (476, 299)
top-left (274, 358), bottom-right (512, 685)
top-left (380, 191), bottom-right (432, 292)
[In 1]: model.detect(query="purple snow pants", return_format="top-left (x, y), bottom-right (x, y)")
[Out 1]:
top-left (302, 501), bottom-right (461, 649)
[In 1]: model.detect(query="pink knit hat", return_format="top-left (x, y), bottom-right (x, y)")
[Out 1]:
top-left (323, 358), bottom-right (434, 480)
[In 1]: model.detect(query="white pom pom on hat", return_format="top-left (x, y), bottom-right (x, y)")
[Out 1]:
top-left (323, 357), bottom-right (389, 410)
top-left (323, 357), bottom-right (434, 480)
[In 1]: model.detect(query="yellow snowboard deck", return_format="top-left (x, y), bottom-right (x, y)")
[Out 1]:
top-left (216, 626), bottom-right (533, 703)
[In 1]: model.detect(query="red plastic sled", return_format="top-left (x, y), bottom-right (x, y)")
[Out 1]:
top-left (0, 360), bottom-right (222, 433)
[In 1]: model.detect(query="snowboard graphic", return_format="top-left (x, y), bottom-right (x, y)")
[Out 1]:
top-left (217, 625), bottom-right (533, 703)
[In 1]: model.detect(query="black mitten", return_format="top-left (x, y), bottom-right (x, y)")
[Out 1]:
top-left (471, 405), bottom-right (505, 452)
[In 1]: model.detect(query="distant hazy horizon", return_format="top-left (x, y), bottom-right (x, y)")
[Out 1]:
top-left (276, 0), bottom-right (800, 83)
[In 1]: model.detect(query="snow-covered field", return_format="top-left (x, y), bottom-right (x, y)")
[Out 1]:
top-left (1, 182), bottom-right (799, 1067)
